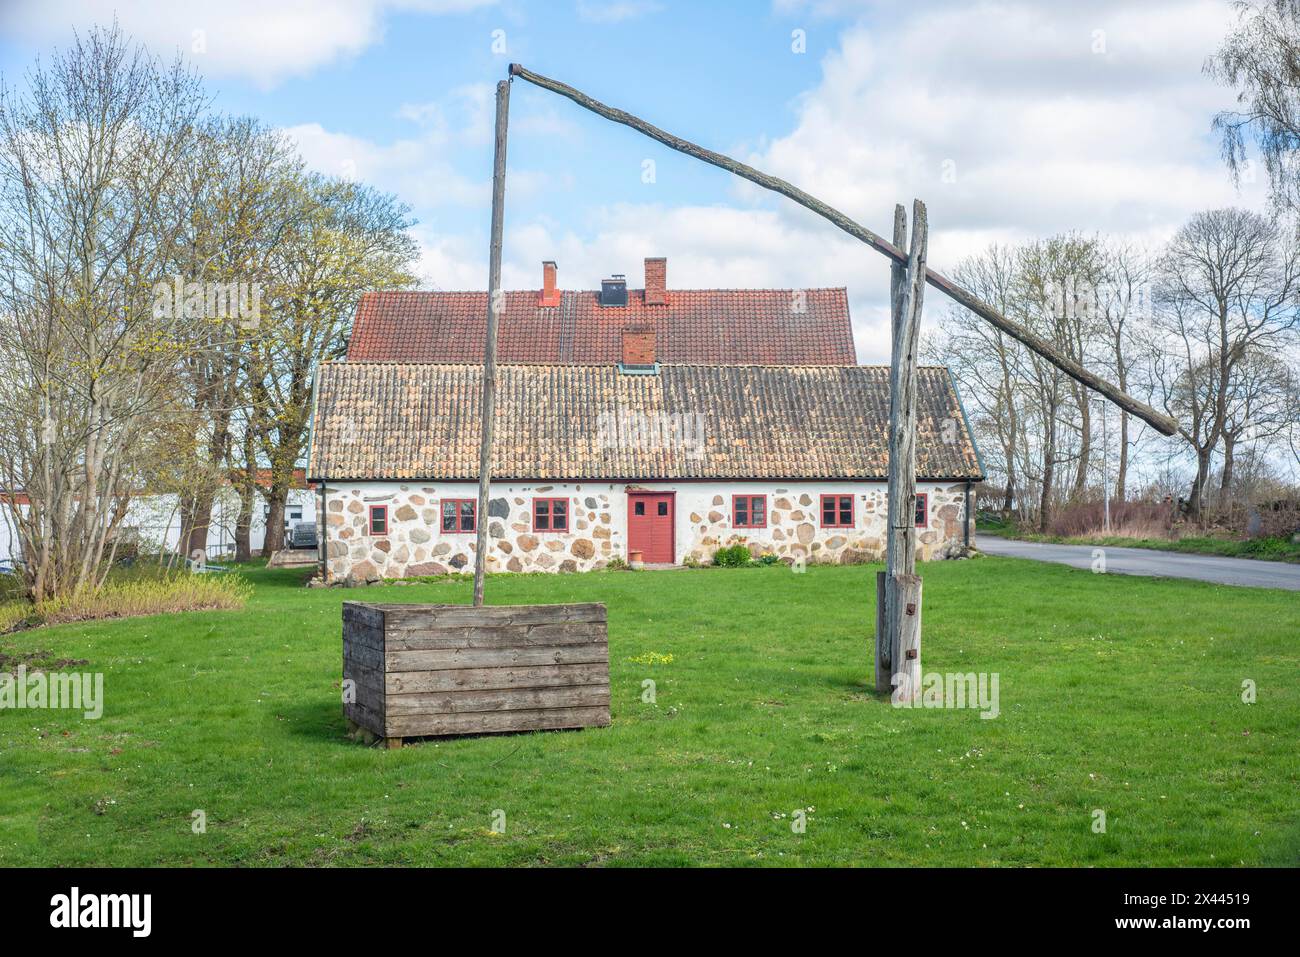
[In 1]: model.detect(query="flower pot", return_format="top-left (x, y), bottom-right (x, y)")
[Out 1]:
top-left (628, 549), bottom-right (644, 569)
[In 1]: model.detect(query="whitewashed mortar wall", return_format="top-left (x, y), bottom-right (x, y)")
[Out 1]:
top-left (321, 480), bottom-right (973, 582)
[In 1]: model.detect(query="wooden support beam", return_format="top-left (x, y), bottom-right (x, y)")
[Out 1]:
top-left (883, 200), bottom-right (927, 701)
top-left (876, 203), bottom-right (908, 695)
top-left (473, 79), bottom-right (511, 608)
top-left (891, 574), bottom-right (923, 702)
top-left (507, 62), bottom-right (1178, 437)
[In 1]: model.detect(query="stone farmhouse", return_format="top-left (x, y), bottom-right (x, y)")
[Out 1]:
top-left (307, 258), bottom-right (983, 582)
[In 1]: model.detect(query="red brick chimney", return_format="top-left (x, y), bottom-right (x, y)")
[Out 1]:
top-left (644, 257), bottom-right (666, 306)
top-left (621, 324), bottom-right (656, 366)
top-left (539, 260), bottom-right (560, 307)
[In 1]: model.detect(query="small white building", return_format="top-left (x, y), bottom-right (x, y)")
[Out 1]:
top-left (0, 483), bottom-right (317, 565)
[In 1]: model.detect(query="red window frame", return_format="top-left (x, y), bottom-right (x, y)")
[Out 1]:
top-left (820, 494), bottom-right (854, 528)
top-left (440, 498), bottom-right (476, 533)
top-left (368, 504), bottom-right (388, 535)
top-left (732, 494), bottom-right (766, 528)
top-left (915, 492), bottom-right (928, 528)
top-left (533, 497), bottom-right (569, 532)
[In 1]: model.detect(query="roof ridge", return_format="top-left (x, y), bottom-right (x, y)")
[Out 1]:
top-left (361, 286), bottom-right (851, 296)
top-left (323, 361), bottom-right (951, 371)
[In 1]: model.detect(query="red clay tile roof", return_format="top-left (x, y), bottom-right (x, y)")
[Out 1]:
top-left (308, 362), bottom-right (983, 482)
top-left (346, 288), bottom-right (857, 365)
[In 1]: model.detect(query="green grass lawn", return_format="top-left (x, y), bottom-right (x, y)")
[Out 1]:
top-left (1, 558), bottom-right (1296, 867)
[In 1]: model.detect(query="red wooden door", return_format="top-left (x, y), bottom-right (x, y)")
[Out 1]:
top-left (628, 493), bottom-right (674, 564)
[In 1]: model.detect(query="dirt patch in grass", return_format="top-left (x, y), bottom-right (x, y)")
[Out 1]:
top-left (0, 647), bottom-right (89, 673)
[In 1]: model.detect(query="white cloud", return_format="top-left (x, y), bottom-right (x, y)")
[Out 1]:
top-left (0, 0), bottom-right (497, 88)
top-left (729, 0), bottom-right (1269, 358)
top-left (461, 1), bottom-right (1267, 363)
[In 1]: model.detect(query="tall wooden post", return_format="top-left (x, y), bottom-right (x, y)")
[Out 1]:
top-left (473, 78), bottom-right (511, 607)
top-left (876, 204), bottom-right (907, 694)
top-left (879, 199), bottom-right (928, 700)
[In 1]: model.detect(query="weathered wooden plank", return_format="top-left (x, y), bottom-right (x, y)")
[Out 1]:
top-left (387, 662), bottom-right (609, 695)
top-left (344, 668), bottom-right (386, 707)
top-left (384, 705), bottom-right (611, 738)
top-left (384, 621), bottom-right (607, 651)
top-left (342, 641), bottom-right (383, 672)
top-left (343, 621), bottom-right (386, 653)
top-left (345, 699), bottom-right (385, 737)
top-left (385, 644), bottom-right (608, 672)
top-left (343, 602), bottom-right (386, 630)
top-left (382, 603), bottom-right (607, 628)
top-left (386, 684), bottom-right (610, 717)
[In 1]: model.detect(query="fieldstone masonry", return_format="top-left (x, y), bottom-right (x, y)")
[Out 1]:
top-left (324, 482), bottom-right (622, 583)
top-left (321, 481), bottom-right (972, 582)
top-left (678, 484), bottom-right (971, 565)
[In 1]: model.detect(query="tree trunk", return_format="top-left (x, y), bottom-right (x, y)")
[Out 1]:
top-left (1220, 436), bottom-right (1235, 493)
top-left (233, 429), bottom-right (257, 561)
top-left (1038, 421), bottom-right (1056, 533)
top-left (1186, 448), bottom-right (1212, 517)
top-left (234, 478), bottom-right (255, 561)
top-left (1072, 390), bottom-right (1091, 499)
top-left (261, 487), bottom-right (287, 557)
top-left (185, 489), bottom-right (214, 559)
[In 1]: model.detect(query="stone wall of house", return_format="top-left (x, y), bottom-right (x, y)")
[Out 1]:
top-left (672, 481), bottom-right (972, 565)
top-left (319, 480), bottom-right (974, 582)
top-left (322, 481), bottom-right (624, 582)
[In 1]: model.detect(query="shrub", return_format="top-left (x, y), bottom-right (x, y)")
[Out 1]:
top-left (0, 573), bottom-right (251, 632)
top-left (1045, 500), bottom-right (1173, 539)
top-left (712, 544), bottom-right (753, 567)
top-left (605, 556), bottom-right (630, 571)
top-left (755, 553), bottom-right (781, 566)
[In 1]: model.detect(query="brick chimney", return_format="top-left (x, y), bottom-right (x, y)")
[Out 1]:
top-left (644, 256), bottom-right (667, 306)
top-left (539, 260), bottom-right (560, 307)
top-left (621, 324), bottom-right (656, 367)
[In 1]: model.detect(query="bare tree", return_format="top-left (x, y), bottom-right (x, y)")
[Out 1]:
top-left (1015, 236), bottom-right (1107, 529)
top-left (0, 25), bottom-right (204, 599)
top-left (1097, 240), bottom-right (1153, 501)
top-left (930, 245), bottom-right (1028, 518)
top-left (1150, 208), bottom-right (1300, 516)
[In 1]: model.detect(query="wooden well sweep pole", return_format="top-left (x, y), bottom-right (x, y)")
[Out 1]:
top-left (473, 78), bottom-right (511, 608)
top-left (883, 200), bottom-right (928, 701)
top-left (506, 62), bottom-right (1177, 438)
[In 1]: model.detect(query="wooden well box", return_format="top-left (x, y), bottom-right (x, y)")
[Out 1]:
top-left (342, 601), bottom-right (610, 747)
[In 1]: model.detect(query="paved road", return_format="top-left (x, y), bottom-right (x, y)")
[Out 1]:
top-left (978, 536), bottom-right (1300, 591)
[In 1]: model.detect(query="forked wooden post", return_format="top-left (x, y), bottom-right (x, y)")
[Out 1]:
top-left (473, 79), bottom-right (511, 607)
top-left (880, 200), bottom-right (928, 700)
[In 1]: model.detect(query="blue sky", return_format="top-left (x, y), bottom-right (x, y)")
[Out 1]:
top-left (0, 0), bottom-right (1267, 362)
